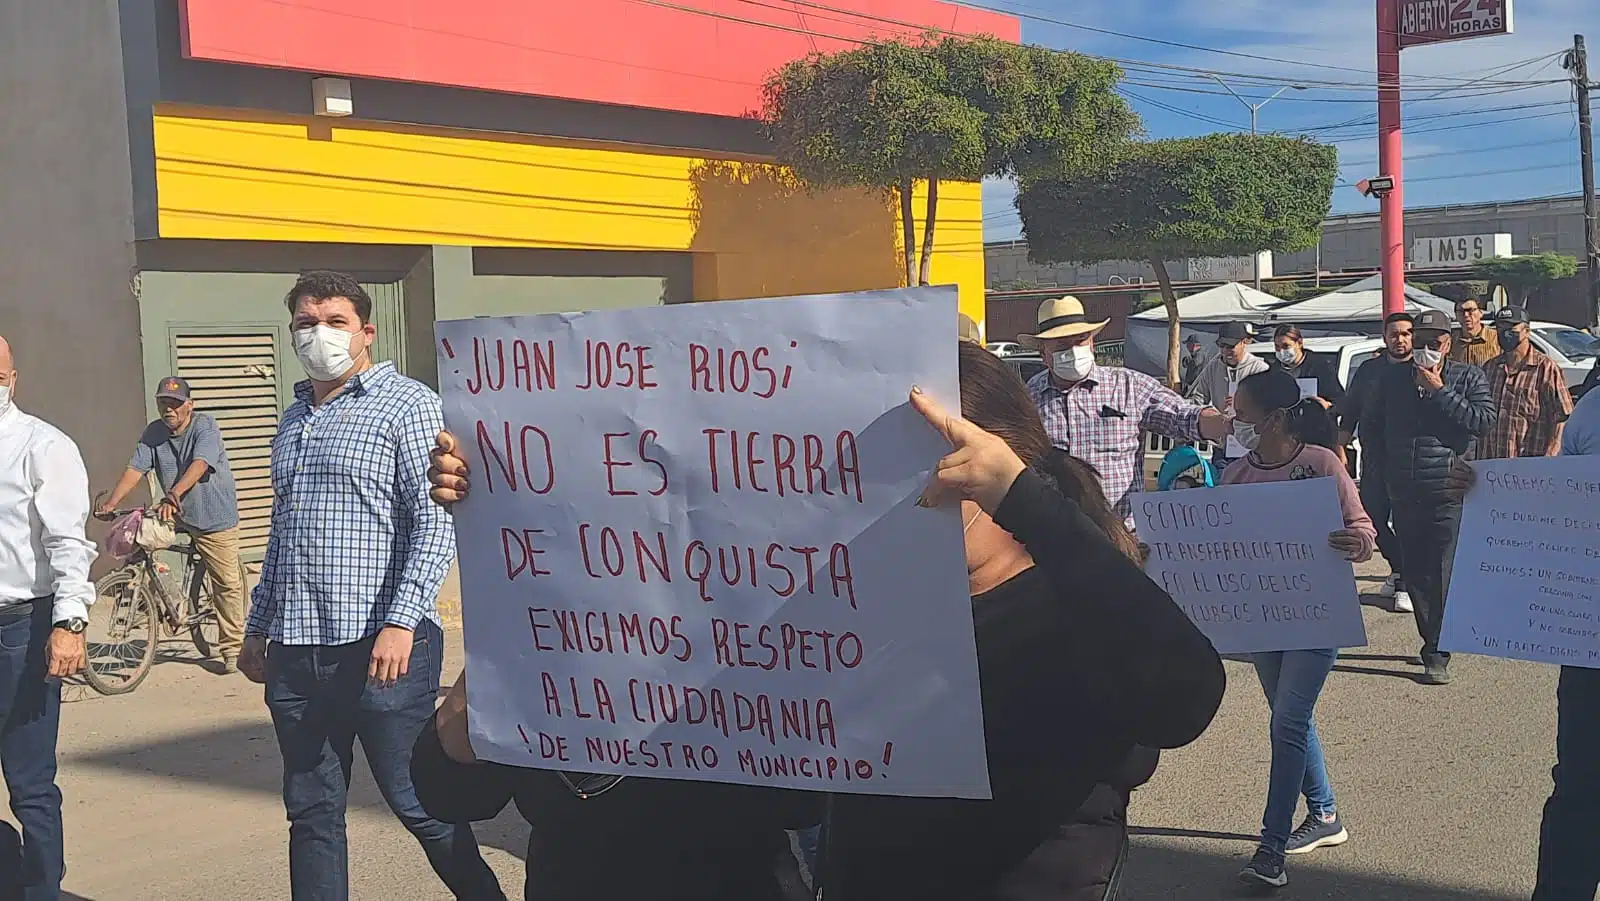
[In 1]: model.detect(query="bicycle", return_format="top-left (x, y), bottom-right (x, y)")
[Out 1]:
top-left (85, 507), bottom-right (244, 695)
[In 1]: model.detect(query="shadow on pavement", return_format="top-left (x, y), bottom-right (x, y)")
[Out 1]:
top-left (1131, 827), bottom-right (1256, 842)
top-left (1121, 842), bottom-right (1523, 900)
top-left (1332, 663), bottom-right (1425, 683)
top-left (63, 721), bottom-right (533, 861)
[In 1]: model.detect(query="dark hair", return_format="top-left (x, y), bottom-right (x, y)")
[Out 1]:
top-left (284, 270), bottom-right (373, 324)
top-left (1272, 324), bottom-right (1303, 342)
top-left (1383, 311), bottom-right (1414, 328)
top-left (956, 342), bottom-right (1141, 563)
top-left (1236, 369), bottom-right (1338, 451)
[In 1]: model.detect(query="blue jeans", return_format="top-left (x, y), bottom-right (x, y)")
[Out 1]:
top-left (265, 620), bottom-right (503, 901)
top-left (1253, 649), bottom-right (1338, 858)
top-left (0, 601), bottom-right (64, 901)
top-left (1533, 666), bottom-right (1600, 900)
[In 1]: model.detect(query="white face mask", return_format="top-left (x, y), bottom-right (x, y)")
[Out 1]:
top-left (1232, 420), bottom-right (1261, 451)
top-left (1051, 346), bottom-right (1095, 382)
top-left (1275, 347), bottom-right (1299, 365)
top-left (0, 384), bottom-right (10, 415)
top-left (293, 324), bottom-right (363, 382)
top-left (1414, 347), bottom-right (1443, 370)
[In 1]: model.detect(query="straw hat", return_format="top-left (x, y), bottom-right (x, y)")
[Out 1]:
top-left (957, 313), bottom-right (984, 344)
top-left (1018, 296), bottom-right (1108, 348)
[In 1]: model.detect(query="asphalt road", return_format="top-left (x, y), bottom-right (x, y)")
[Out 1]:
top-left (9, 561), bottom-right (1563, 900)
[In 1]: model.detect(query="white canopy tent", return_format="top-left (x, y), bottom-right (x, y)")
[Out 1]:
top-left (1264, 275), bottom-right (1455, 325)
top-left (1124, 282), bottom-right (1288, 375)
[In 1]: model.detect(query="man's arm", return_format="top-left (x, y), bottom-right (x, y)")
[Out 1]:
top-left (1138, 375), bottom-right (1213, 441)
top-left (1543, 361), bottom-right (1576, 456)
top-left (245, 429), bottom-right (291, 638)
top-left (1430, 365), bottom-right (1498, 437)
top-left (384, 394), bottom-right (455, 630)
top-left (32, 433), bottom-right (98, 623)
top-left (98, 467), bottom-right (147, 513)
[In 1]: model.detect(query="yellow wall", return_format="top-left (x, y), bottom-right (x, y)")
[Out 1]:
top-left (152, 108), bottom-right (986, 323)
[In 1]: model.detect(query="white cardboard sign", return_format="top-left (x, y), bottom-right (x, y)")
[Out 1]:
top-left (1441, 457), bottom-right (1600, 668)
top-left (1134, 478), bottom-right (1368, 654)
top-left (435, 287), bottom-right (992, 798)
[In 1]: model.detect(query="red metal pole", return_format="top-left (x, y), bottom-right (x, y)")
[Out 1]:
top-left (1377, 0), bottom-right (1405, 316)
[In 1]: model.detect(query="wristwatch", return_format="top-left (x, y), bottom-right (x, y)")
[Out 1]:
top-left (54, 618), bottom-right (87, 634)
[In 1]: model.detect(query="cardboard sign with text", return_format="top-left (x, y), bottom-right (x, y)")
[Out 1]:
top-left (1441, 457), bottom-right (1600, 669)
top-left (435, 287), bottom-right (991, 798)
top-left (1134, 478), bottom-right (1368, 654)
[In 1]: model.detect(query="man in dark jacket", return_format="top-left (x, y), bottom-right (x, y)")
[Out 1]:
top-left (1362, 310), bottom-right (1497, 685)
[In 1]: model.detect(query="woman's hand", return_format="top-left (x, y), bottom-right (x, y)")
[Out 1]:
top-left (429, 431), bottom-right (472, 506)
top-left (1327, 529), bottom-right (1372, 564)
top-left (436, 671), bottom-right (477, 764)
top-left (909, 386), bottom-right (1026, 515)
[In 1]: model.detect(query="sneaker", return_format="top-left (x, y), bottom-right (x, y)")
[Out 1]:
top-left (1239, 848), bottom-right (1288, 888)
top-left (1285, 813), bottom-right (1349, 854)
top-left (1392, 588), bottom-right (1413, 614)
top-left (1379, 574), bottom-right (1399, 598)
top-left (1422, 660), bottom-right (1451, 685)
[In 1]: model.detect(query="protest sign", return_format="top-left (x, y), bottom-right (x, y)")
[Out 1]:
top-left (435, 287), bottom-right (991, 799)
top-left (1297, 378), bottom-right (1318, 400)
top-left (1440, 457), bottom-right (1600, 668)
top-left (1134, 478), bottom-right (1368, 654)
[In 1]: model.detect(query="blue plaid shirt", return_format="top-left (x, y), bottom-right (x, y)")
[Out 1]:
top-left (246, 363), bottom-right (450, 646)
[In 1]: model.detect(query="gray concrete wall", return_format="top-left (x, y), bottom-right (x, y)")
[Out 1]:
top-left (0, 0), bottom-right (145, 497)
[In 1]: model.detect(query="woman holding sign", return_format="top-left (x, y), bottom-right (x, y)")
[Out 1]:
top-left (412, 343), bottom-right (1226, 901)
top-left (1222, 369), bottom-right (1375, 889)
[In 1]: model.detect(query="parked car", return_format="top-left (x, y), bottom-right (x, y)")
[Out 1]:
top-left (986, 341), bottom-right (1023, 357)
top-left (1001, 352), bottom-right (1047, 383)
top-left (1527, 322), bottom-right (1598, 397)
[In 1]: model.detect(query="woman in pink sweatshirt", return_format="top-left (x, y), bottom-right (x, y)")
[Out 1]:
top-left (1223, 369), bottom-right (1376, 890)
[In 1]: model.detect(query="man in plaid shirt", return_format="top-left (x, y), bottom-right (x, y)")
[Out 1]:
top-left (1020, 297), bottom-right (1230, 528)
top-left (240, 272), bottom-right (502, 901)
top-left (1479, 306), bottom-right (1573, 459)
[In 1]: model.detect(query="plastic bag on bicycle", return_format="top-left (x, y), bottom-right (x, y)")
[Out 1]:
top-left (103, 510), bottom-right (144, 562)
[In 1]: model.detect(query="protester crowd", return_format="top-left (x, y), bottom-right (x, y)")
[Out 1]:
top-left (0, 275), bottom-right (1595, 901)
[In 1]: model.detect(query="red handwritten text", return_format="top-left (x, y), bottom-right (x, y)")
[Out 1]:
top-left (474, 420), bottom-right (555, 495)
top-left (709, 619), bottom-right (864, 673)
top-left (575, 340), bottom-right (657, 391)
top-left (688, 342), bottom-right (796, 398)
top-left (526, 607), bottom-right (693, 661)
top-left (464, 337), bottom-right (556, 394)
top-left (702, 428), bottom-right (862, 502)
top-left (601, 431), bottom-right (669, 497)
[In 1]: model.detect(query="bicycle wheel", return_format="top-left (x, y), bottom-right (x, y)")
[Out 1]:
top-left (187, 560), bottom-right (243, 660)
top-left (84, 568), bottom-right (159, 695)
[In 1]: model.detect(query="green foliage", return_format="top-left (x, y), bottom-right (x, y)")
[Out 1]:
top-left (1132, 292), bottom-right (1165, 313)
top-left (1427, 280), bottom-right (1489, 303)
top-left (759, 34), bottom-right (1139, 188)
top-left (1473, 254), bottom-right (1579, 307)
top-left (1015, 133), bottom-right (1339, 265)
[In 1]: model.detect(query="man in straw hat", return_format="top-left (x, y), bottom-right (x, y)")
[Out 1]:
top-left (1020, 296), bottom-right (1230, 529)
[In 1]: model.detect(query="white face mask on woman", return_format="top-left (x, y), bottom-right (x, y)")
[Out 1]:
top-left (1275, 347), bottom-right (1299, 365)
top-left (1232, 419), bottom-right (1261, 451)
top-left (1051, 346), bottom-right (1095, 382)
top-left (293, 325), bottom-right (364, 382)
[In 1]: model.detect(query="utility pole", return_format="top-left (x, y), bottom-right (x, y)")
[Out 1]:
top-left (1211, 76), bottom-right (1305, 290)
top-left (1377, 0), bottom-right (1405, 318)
top-left (1568, 35), bottom-right (1599, 329)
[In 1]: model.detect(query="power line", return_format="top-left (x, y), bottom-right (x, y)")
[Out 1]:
top-left (1340, 137), bottom-right (1572, 167)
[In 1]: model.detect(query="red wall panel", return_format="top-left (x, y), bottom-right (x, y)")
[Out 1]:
top-left (178, 0), bottom-right (1020, 120)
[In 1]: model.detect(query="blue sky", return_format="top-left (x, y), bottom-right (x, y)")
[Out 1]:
top-left (977, 0), bottom-right (1600, 241)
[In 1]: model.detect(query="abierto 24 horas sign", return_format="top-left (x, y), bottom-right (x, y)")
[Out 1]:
top-left (1398, 0), bottom-right (1513, 49)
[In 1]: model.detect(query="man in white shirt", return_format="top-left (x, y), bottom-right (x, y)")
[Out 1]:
top-left (0, 335), bottom-right (95, 900)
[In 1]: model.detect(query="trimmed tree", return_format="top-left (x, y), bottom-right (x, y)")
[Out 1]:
top-left (760, 34), bottom-right (1137, 286)
top-left (1016, 134), bottom-right (1338, 385)
top-left (1472, 253), bottom-right (1579, 308)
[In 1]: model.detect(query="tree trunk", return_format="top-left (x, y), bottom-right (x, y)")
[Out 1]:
top-left (899, 178), bottom-right (916, 288)
top-left (918, 178), bottom-right (939, 286)
top-left (1151, 258), bottom-right (1182, 389)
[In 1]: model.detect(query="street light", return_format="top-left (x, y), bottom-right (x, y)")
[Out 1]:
top-left (1210, 78), bottom-right (1308, 288)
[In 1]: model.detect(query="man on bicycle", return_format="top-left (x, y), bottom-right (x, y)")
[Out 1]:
top-left (95, 376), bottom-right (247, 674)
